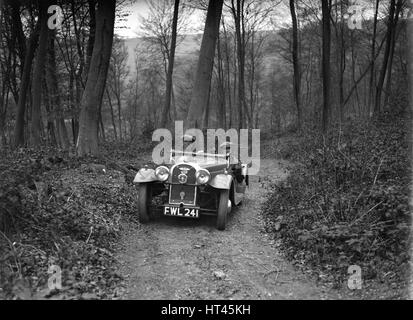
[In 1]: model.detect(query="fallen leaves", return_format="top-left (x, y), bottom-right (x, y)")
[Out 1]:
top-left (262, 118), bottom-right (410, 296)
top-left (0, 145), bottom-right (142, 299)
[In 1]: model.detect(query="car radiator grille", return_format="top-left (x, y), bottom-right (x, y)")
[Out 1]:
top-left (169, 185), bottom-right (197, 206)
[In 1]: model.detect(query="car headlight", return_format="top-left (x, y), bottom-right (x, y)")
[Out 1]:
top-left (196, 169), bottom-right (210, 185)
top-left (155, 166), bottom-right (170, 182)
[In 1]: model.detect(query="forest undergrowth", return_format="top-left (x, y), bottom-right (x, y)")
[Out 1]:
top-left (0, 142), bottom-right (150, 299)
top-left (262, 114), bottom-right (411, 298)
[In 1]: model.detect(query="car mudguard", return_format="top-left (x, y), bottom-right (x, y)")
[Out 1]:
top-left (133, 168), bottom-right (157, 183)
top-left (209, 174), bottom-right (233, 190)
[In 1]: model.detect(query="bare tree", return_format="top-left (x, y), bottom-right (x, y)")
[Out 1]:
top-left (186, 0), bottom-right (224, 129)
top-left (368, 0), bottom-right (380, 116)
top-left (383, 0), bottom-right (404, 108)
top-left (140, 0), bottom-right (193, 126)
top-left (47, 30), bottom-right (70, 149)
top-left (215, 30), bottom-right (226, 129)
top-left (76, 0), bottom-right (116, 156)
top-left (321, 0), bottom-right (331, 132)
top-left (374, 0), bottom-right (396, 116)
top-left (86, 0), bottom-right (96, 77)
top-left (107, 36), bottom-right (129, 141)
top-left (243, 1), bottom-right (271, 128)
top-left (31, 0), bottom-right (51, 146)
top-left (221, 17), bottom-right (233, 128)
top-left (14, 5), bottom-right (39, 147)
top-left (230, 0), bottom-right (247, 129)
top-left (106, 88), bottom-right (118, 140)
top-left (160, 0), bottom-right (180, 127)
top-left (374, 0), bottom-right (404, 116)
top-left (408, 1), bottom-right (413, 121)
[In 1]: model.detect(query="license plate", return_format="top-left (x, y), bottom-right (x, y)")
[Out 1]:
top-left (164, 206), bottom-right (199, 218)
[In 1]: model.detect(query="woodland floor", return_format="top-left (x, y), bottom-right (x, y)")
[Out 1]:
top-left (116, 158), bottom-right (378, 300)
top-left (1, 146), bottom-right (407, 299)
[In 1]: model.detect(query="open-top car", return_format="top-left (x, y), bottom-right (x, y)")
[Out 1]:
top-left (133, 142), bottom-right (249, 230)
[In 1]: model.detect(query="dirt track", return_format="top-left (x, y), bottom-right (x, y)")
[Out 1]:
top-left (117, 159), bottom-right (346, 300)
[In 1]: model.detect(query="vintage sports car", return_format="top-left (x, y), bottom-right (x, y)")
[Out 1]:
top-left (133, 142), bottom-right (249, 230)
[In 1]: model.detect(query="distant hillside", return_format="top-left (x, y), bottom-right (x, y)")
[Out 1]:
top-left (122, 30), bottom-right (286, 80)
top-left (123, 34), bottom-right (203, 76)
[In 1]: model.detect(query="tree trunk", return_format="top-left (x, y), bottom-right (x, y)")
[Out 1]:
top-left (233, 31), bottom-right (238, 127)
top-left (31, 0), bottom-right (50, 146)
top-left (231, 0), bottom-right (246, 129)
top-left (186, 0), bottom-right (224, 129)
top-left (43, 81), bottom-right (57, 146)
top-left (216, 32), bottom-right (226, 129)
top-left (115, 92), bottom-right (123, 141)
top-left (76, 0), bottom-right (116, 156)
top-left (98, 99), bottom-right (106, 142)
top-left (13, 24), bottom-right (39, 147)
top-left (69, 72), bottom-right (79, 144)
top-left (321, 0), bottom-right (331, 133)
top-left (85, 0), bottom-right (96, 78)
top-left (374, 0), bottom-right (396, 116)
top-left (47, 30), bottom-right (69, 149)
top-left (248, 32), bottom-right (255, 127)
top-left (9, 0), bottom-right (27, 71)
top-left (239, 0), bottom-right (250, 127)
top-left (222, 18), bottom-right (232, 128)
top-left (336, 1), bottom-right (346, 123)
top-left (202, 83), bottom-right (212, 128)
top-left (289, 0), bottom-right (301, 129)
top-left (408, 5), bottom-right (413, 122)
top-left (171, 84), bottom-right (177, 121)
top-left (71, 0), bottom-right (85, 90)
top-left (368, 0), bottom-right (380, 116)
top-left (106, 89), bottom-right (117, 140)
top-left (383, 0), bottom-right (403, 109)
top-left (160, 0), bottom-right (179, 128)
top-left (350, 32), bottom-right (361, 116)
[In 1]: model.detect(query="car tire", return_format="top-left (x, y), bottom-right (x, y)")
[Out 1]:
top-left (138, 184), bottom-right (151, 223)
top-left (217, 189), bottom-right (230, 231)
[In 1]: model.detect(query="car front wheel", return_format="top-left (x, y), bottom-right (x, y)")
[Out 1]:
top-left (138, 184), bottom-right (151, 223)
top-left (217, 189), bottom-right (230, 230)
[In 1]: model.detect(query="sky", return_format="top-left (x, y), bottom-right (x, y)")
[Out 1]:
top-left (115, 0), bottom-right (205, 38)
top-left (114, 0), bottom-right (293, 39)
top-left (114, 0), bottom-right (383, 39)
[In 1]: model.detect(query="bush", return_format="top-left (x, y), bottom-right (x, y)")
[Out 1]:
top-left (262, 116), bottom-right (410, 288)
top-left (0, 146), bottom-right (140, 299)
